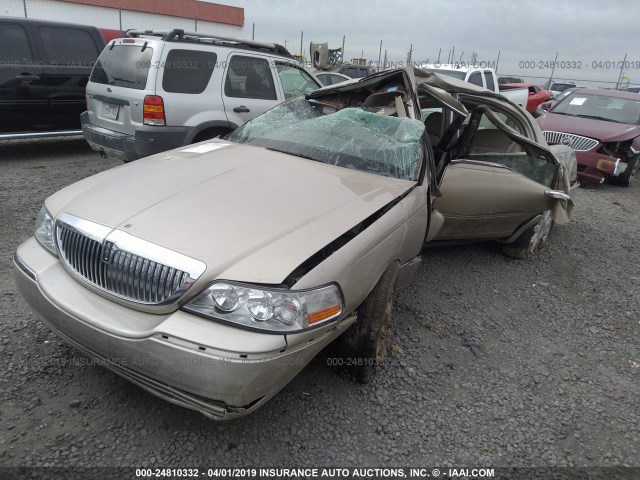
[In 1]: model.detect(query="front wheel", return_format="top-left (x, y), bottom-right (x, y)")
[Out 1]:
top-left (335, 262), bottom-right (399, 383)
top-left (502, 211), bottom-right (554, 260)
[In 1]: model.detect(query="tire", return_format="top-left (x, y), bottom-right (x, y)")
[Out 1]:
top-left (502, 211), bottom-right (554, 260)
top-left (191, 128), bottom-right (229, 144)
top-left (336, 261), bottom-right (400, 384)
top-left (610, 156), bottom-right (639, 187)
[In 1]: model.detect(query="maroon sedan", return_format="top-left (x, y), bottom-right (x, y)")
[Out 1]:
top-left (503, 83), bottom-right (553, 113)
top-left (537, 89), bottom-right (640, 186)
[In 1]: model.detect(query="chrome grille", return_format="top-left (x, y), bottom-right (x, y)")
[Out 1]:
top-left (55, 216), bottom-right (205, 305)
top-left (543, 131), bottom-right (599, 151)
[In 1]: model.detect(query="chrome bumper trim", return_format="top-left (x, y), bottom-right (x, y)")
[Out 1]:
top-left (13, 252), bottom-right (37, 281)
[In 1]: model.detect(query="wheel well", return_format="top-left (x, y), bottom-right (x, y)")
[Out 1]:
top-left (191, 127), bottom-right (232, 143)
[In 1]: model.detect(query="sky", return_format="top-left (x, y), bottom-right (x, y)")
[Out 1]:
top-left (210, 0), bottom-right (640, 88)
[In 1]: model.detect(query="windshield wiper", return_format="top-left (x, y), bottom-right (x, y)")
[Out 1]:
top-left (576, 114), bottom-right (617, 123)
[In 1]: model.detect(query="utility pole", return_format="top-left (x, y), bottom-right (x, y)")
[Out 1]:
top-left (495, 50), bottom-right (501, 73)
top-left (119, 7), bottom-right (122, 32)
top-left (23, 0), bottom-right (28, 18)
top-left (252, 23), bottom-right (255, 40)
top-left (194, 16), bottom-right (198, 32)
top-left (437, 48), bottom-right (441, 63)
top-left (300, 30), bottom-right (303, 60)
top-left (616, 53), bottom-right (628, 89)
top-left (406, 44), bottom-right (413, 65)
top-left (378, 40), bottom-right (382, 71)
top-left (548, 51), bottom-right (559, 85)
top-left (342, 35), bottom-right (345, 64)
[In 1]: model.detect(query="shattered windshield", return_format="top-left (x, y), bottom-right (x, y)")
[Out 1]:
top-left (227, 96), bottom-right (425, 181)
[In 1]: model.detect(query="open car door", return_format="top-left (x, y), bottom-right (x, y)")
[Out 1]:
top-left (413, 76), bottom-right (572, 255)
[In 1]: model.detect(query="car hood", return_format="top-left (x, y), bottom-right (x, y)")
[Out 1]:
top-left (537, 112), bottom-right (640, 142)
top-left (47, 142), bottom-right (414, 285)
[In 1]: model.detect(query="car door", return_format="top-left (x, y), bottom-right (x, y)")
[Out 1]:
top-left (35, 24), bottom-right (102, 130)
top-left (419, 84), bottom-right (571, 241)
top-left (0, 21), bottom-right (47, 133)
top-left (222, 53), bottom-right (282, 126)
top-left (432, 103), bottom-right (570, 241)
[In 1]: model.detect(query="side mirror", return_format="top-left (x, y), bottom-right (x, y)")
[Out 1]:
top-left (534, 105), bottom-right (547, 118)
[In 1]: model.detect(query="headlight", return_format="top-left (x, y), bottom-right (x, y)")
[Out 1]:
top-left (183, 282), bottom-right (343, 333)
top-left (34, 207), bottom-right (57, 256)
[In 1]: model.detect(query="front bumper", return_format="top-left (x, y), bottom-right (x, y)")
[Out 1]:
top-left (80, 112), bottom-right (194, 162)
top-left (575, 151), bottom-right (625, 184)
top-left (14, 237), bottom-right (353, 420)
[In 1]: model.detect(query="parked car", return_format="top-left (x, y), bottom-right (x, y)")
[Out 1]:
top-left (623, 85), bottom-right (640, 94)
top-left (498, 76), bottom-right (524, 85)
top-left (315, 71), bottom-right (351, 86)
top-left (537, 88), bottom-right (640, 186)
top-left (421, 64), bottom-right (529, 110)
top-left (15, 67), bottom-right (574, 420)
top-left (334, 63), bottom-right (375, 78)
top-left (0, 17), bottom-right (105, 139)
top-left (543, 81), bottom-right (577, 98)
top-left (501, 83), bottom-right (554, 114)
top-left (82, 29), bottom-right (321, 162)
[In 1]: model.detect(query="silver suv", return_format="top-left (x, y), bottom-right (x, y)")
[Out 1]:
top-left (81, 29), bottom-right (321, 162)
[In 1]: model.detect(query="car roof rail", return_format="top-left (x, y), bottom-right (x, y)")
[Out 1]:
top-left (119, 28), bottom-right (293, 59)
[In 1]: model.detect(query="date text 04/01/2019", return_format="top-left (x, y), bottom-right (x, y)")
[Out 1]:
top-left (517, 60), bottom-right (640, 70)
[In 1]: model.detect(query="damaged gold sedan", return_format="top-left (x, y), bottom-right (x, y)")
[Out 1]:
top-left (14, 67), bottom-right (575, 420)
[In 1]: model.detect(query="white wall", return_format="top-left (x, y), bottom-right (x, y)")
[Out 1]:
top-left (2, 0), bottom-right (242, 37)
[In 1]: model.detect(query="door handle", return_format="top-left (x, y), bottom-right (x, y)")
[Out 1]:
top-left (233, 106), bottom-right (250, 113)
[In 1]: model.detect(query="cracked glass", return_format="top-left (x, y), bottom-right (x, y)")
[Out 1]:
top-left (227, 97), bottom-right (425, 181)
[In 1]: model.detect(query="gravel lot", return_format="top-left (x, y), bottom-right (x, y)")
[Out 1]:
top-left (1, 138), bottom-right (638, 472)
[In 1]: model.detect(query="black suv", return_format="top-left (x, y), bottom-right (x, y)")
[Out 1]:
top-left (0, 17), bottom-right (105, 139)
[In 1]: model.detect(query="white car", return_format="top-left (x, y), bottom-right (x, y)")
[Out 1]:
top-left (315, 71), bottom-right (352, 87)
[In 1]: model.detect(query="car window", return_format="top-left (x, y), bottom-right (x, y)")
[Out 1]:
top-left (484, 72), bottom-right (495, 91)
top-left (342, 67), bottom-right (357, 78)
top-left (276, 63), bottom-right (318, 98)
top-left (315, 74), bottom-right (330, 86)
top-left (468, 72), bottom-right (483, 87)
top-left (224, 55), bottom-right (277, 100)
top-left (463, 109), bottom-right (557, 186)
top-left (227, 96), bottom-right (425, 181)
top-left (162, 49), bottom-right (217, 94)
top-left (38, 27), bottom-right (99, 66)
top-left (90, 45), bottom-right (153, 90)
top-left (0, 24), bottom-right (33, 64)
top-left (553, 92), bottom-right (640, 124)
